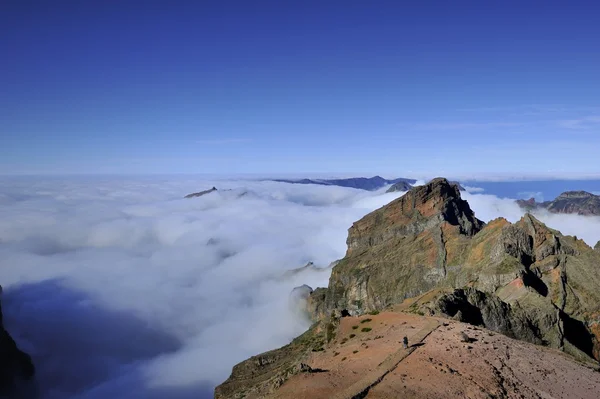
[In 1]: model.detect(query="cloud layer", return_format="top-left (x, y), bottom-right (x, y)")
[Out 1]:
top-left (1, 177), bottom-right (599, 398)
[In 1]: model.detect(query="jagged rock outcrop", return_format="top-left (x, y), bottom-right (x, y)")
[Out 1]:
top-left (184, 187), bottom-right (217, 198)
top-left (516, 191), bottom-right (600, 216)
top-left (595, 241), bottom-right (600, 252)
top-left (0, 287), bottom-right (35, 395)
top-left (449, 181), bottom-right (465, 191)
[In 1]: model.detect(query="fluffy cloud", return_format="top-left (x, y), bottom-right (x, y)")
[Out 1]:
top-left (0, 178), bottom-right (396, 399)
top-left (1, 177), bottom-right (599, 398)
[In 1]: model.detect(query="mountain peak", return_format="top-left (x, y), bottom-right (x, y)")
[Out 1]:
top-left (346, 177), bottom-right (484, 254)
top-left (557, 191), bottom-right (595, 199)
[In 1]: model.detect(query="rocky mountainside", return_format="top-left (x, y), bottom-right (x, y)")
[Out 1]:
top-left (516, 190), bottom-right (600, 215)
top-left (273, 176), bottom-right (416, 191)
top-left (216, 178), bottom-right (600, 398)
top-left (0, 287), bottom-right (35, 396)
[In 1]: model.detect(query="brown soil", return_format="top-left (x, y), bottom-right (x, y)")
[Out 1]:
top-left (269, 312), bottom-right (600, 399)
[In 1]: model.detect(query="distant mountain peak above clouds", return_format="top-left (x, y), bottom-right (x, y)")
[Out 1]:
top-left (517, 190), bottom-right (600, 216)
top-left (271, 176), bottom-right (417, 191)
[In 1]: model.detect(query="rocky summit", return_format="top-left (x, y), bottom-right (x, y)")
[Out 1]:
top-left (0, 286), bottom-right (35, 396)
top-left (517, 190), bottom-right (600, 216)
top-left (216, 178), bottom-right (600, 398)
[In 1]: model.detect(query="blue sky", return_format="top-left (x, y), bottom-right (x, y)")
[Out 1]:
top-left (1, 1), bottom-right (599, 178)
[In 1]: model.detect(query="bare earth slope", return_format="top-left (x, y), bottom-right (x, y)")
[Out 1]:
top-left (217, 312), bottom-right (600, 399)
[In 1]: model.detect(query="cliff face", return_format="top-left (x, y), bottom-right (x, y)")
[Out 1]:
top-left (517, 191), bottom-right (600, 216)
top-left (0, 288), bottom-right (35, 395)
top-left (310, 179), bottom-right (600, 362)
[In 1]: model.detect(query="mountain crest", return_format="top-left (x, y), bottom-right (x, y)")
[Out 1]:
top-left (347, 178), bottom-right (483, 254)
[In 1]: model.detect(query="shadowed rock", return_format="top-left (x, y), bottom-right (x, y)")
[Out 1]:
top-left (0, 285), bottom-right (35, 396)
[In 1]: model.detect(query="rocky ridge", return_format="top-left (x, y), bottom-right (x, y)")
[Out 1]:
top-left (215, 178), bottom-right (600, 398)
top-left (517, 190), bottom-right (600, 216)
top-left (184, 187), bottom-right (218, 198)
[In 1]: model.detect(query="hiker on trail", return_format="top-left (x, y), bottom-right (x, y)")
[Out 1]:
top-left (403, 336), bottom-right (408, 349)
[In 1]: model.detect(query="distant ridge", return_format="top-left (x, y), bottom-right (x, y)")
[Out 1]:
top-left (184, 187), bottom-right (217, 198)
top-left (272, 176), bottom-right (417, 191)
top-left (516, 190), bottom-right (600, 216)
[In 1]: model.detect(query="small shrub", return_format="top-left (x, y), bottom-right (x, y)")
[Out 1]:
top-left (360, 318), bottom-right (372, 324)
top-left (361, 327), bottom-right (372, 332)
top-left (368, 310), bottom-right (380, 315)
top-left (340, 338), bottom-right (348, 344)
top-left (353, 350), bottom-right (359, 354)
top-left (352, 325), bottom-right (359, 330)
top-left (326, 322), bottom-right (336, 343)
top-left (341, 357), bottom-right (347, 361)
top-left (349, 334), bottom-right (356, 339)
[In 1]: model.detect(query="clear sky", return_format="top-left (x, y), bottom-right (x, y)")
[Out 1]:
top-left (2, 1), bottom-right (599, 178)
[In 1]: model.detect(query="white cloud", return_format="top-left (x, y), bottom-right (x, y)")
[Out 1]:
top-left (1, 178), bottom-right (599, 399)
top-left (464, 185), bottom-right (485, 193)
top-left (0, 177), bottom-right (387, 398)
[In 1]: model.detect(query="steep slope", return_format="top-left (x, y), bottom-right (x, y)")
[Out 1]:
top-left (0, 287), bottom-right (35, 396)
top-left (216, 313), bottom-right (600, 399)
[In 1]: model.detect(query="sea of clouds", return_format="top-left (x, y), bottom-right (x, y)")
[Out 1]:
top-left (0, 176), bottom-right (599, 399)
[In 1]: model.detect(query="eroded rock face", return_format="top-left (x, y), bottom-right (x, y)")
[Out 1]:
top-left (434, 288), bottom-right (546, 346)
top-left (0, 287), bottom-right (35, 395)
